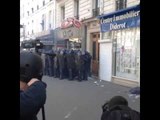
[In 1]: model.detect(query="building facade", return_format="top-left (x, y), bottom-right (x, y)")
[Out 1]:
top-left (20, 0), bottom-right (56, 49)
top-left (98, 0), bottom-right (140, 87)
top-left (20, 0), bottom-right (140, 87)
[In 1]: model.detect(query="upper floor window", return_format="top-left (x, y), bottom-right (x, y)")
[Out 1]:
top-left (116, 0), bottom-right (127, 10)
top-left (37, 5), bottom-right (39, 10)
top-left (27, 11), bottom-right (29, 16)
top-left (32, 8), bottom-right (34, 13)
top-left (32, 30), bottom-right (34, 34)
top-left (74, 0), bottom-right (79, 19)
top-left (61, 6), bottom-right (65, 21)
top-left (43, 0), bottom-right (45, 6)
top-left (92, 0), bottom-right (100, 16)
top-left (41, 14), bottom-right (45, 31)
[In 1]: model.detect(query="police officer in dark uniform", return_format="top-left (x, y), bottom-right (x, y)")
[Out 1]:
top-left (75, 50), bottom-right (84, 81)
top-left (53, 50), bottom-right (60, 78)
top-left (63, 49), bottom-right (69, 79)
top-left (47, 49), bottom-right (54, 77)
top-left (58, 49), bottom-right (65, 79)
top-left (85, 51), bottom-right (92, 77)
top-left (81, 51), bottom-right (88, 80)
top-left (66, 49), bottom-right (76, 80)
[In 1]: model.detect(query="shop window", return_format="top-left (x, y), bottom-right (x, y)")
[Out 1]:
top-left (116, 0), bottom-right (127, 11)
top-left (113, 28), bottom-right (140, 80)
top-left (102, 32), bottom-right (112, 39)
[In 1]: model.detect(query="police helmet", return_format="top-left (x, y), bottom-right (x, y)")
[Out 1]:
top-left (20, 51), bottom-right (43, 83)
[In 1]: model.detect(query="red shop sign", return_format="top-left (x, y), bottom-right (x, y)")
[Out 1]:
top-left (61, 17), bottom-right (82, 29)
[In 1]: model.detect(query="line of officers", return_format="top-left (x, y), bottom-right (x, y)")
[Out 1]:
top-left (40, 49), bottom-right (92, 81)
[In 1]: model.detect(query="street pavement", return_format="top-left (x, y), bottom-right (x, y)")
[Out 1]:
top-left (37, 76), bottom-right (140, 120)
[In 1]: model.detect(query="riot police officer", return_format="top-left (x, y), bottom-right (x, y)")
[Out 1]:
top-left (66, 49), bottom-right (76, 80)
top-left (58, 49), bottom-right (65, 79)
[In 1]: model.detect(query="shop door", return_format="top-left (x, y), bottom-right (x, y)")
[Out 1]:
top-left (91, 33), bottom-right (100, 76)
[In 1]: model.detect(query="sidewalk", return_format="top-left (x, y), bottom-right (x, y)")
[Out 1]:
top-left (88, 76), bottom-right (140, 112)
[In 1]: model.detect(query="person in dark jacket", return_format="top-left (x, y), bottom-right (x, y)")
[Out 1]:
top-left (75, 50), bottom-right (85, 81)
top-left (20, 51), bottom-right (47, 120)
top-left (53, 50), bottom-right (60, 78)
top-left (85, 51), bottom-right (92, 77)
top-left (58, 49), bottom-right (65, 79)
top-left (20, 79), bottom-right (46, 120)
top-left (66, 49), bottom-right (76, 80)
top-left (101, 96), bottom-right (140, 120)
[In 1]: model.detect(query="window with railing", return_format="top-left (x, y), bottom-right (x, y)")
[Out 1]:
top-left (92, 8), bottom-right (100, 17)
top-left (37, 5), bottom-right (39, 10)
top-left (92, 0), bottom-right (100, 17)
top-left (116, 0), bottom-right (127, 11)
top-left (74, 0), bottom-right (79, 19)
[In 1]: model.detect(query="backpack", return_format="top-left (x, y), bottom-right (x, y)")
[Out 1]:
top-left (101, 105), bottom-right (140, 120)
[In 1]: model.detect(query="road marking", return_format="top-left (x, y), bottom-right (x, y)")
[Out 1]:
top-left (64, 107), bottom-right (78, 119)
top-left (100, 85), bottom-right (104, 87)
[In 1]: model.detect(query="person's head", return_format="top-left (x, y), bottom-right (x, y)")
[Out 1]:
top-left (108, 96), bottom-right (128, 108)
top-left (20, 51), bottom-right (43, 83)
top-left (102, 96), bottom-right (128, 112)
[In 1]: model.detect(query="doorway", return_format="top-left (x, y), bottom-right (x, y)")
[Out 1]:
top-left (91, 32), bottom-right (100, 76)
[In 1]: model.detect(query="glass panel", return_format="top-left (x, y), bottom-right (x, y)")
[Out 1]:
top-left (114, 28), bottom-right (140, 80)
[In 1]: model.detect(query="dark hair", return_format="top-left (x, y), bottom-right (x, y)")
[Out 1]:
top-left (108, 96), bottom-right (128, 109)
top-left (102, 96), bottom-right (128, 113)
top-left (20, 51), bottom-right (43, 83)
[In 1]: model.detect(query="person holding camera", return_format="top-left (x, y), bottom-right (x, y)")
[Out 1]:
top-left (20, 51), bottom-right (47, 120)
top-left (101, 96), bottom-right (140, 120)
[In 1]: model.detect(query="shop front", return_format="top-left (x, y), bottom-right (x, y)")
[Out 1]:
top-left (82, 18), bottom-right (100, 77)
top-left (98, 5), bottom-right (140, 87)
top-left (56, 17), bottom-right (82, 50)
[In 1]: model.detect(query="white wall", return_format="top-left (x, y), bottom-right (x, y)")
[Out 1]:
top-left (79, 0), bottom-right (92, 20)
top-left (55, 0), bottom-right (93, 28)
top-left (103, 0), bottom-right (115, 14)
top-left (99, 42), bottom-right (112, 81)
top-left (127, 0), bottom-right (140, 7)
top-left (102, 0), bottom-right (140, 14)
